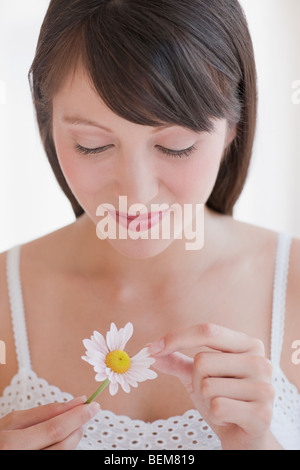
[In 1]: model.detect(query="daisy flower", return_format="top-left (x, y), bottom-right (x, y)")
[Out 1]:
top-left (82, 322), bottom-right (158, 402)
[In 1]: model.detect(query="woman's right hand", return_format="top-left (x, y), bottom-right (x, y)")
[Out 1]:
top-left (0, 396), bottom-right (100, 450)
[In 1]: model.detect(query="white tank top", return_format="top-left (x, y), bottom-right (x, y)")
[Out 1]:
top-left (1, 232), bottom-right (300, 450)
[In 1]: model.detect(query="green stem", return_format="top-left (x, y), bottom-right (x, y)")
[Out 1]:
top-left (85, 378), bottom-right (110, 404)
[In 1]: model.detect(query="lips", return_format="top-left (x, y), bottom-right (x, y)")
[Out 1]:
top-left (116, 211), bottom-right (161, 220)
top-left (112, 209), bottom-right (169, 231)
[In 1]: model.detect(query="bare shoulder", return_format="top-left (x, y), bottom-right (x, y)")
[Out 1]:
top-left (0, 218), bottom-right (78, 394)
top-left (229, 218), bottom-right (300, 392)
top-left (19, 218), bottom-right (79, 274)
top-left (233, 218), bottom-right (300, 393)
top-left (223, 214), bottom-right (279, 259)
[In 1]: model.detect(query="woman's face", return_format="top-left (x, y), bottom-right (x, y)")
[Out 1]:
top-left (52, 67), bottom-right (235, 259)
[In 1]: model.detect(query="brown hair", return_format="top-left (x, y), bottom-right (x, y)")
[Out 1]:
top-left (28, 0), bottom-right (257, 218)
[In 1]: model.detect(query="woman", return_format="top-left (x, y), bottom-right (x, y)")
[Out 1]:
top-left (0, 0), bottom-right (299, 450)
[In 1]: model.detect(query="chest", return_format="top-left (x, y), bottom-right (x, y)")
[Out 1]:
top-left (22, 248), bottom-right (276, 422)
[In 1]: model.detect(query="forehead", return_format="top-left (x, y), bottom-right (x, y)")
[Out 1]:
top-left (53, 69), bottom-right (138, 134)
top-left (52, 63), bottom-right (226, 136)
top-left (53, 65), bottom-right (104, 111)
top-left (53, 65), bottom-right (155, 128)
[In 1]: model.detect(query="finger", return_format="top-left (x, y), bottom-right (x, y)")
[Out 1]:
top-left (3, 402), bottom-right (100, 450)
top-left (148, 323), bottom-right (265, 357)
top-left (208, 397), bottom-right (274, 437)
top-left (192, 352), bottom-right (273, 384)
top-left (44, 427), bottom-right (83, 450)
top-left (151, 352), bottom-right (194, 390)
top-left (199, 377), bottom-right (276, 403)
top-left (0, 396), bottom-right (87, 431)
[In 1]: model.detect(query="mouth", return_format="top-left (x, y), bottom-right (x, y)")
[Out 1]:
top-left (117, 211), bottom-right (161, 220)
top-left (114, 210), bottom-right (169, 231)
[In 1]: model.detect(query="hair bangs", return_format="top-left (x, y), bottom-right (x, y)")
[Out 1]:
top-left (40, 1), bottom-right (240, 135)
top-left (80, 5), bottom-right (238, 134)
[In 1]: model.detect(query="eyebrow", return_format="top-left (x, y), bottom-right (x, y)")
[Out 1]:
top-left (61, 116), bottom-right (175, 133)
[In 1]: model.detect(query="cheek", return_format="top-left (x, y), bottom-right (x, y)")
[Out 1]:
top-left (166, 150), bottom-right (223, 203)
top-left (54, 134), bottom-right (109, 199)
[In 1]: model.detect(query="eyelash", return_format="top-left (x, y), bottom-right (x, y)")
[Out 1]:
top-left (74, 144), bottom-right (197, 159)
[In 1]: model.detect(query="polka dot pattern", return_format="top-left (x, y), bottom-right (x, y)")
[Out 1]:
top-left (1, 368), bottom-right (300, 449)
top-left (0, 370), bottom-right (222, 450)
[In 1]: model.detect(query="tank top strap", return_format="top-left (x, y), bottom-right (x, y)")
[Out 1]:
top-left (270, 232), bottom-right (292, 368)
top-left (6, 245), bottom-right (32, 371)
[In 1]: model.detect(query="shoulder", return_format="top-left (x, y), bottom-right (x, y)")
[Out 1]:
top-left (229, 219), bottom-right (300, 392)
top-left (224, 214), bottom-right (279, 262)
top-left (0, 218), bottom-right (78, 393)
top-left (17, 216), bottom-right (80, 278)
top-left (207, 209), bottom-right (280, 271)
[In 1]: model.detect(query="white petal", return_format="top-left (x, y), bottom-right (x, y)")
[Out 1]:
top-left (84, 358), bottom-right (105, 370)
top-left (143, 369), bottom-right (158, 379)
top-left (132, 346), bottom-right (149, 358)
top-left (130, 348), bottom-right (151, 361)
top-left (82, 338), bottom-right (99, 352)
top-left (116, 374), bottom-right (131, 393)
top-left (107, 369), bottom-right (115, 382)
top-left (130, 371), bottom-right (149, 382)
top-left (109, 381), bottom-right (119, 396)
top-left (95, 371), bottom-right (109, 381)
top-left (94, 362), bottom-right (107, 373)
top-left (117, 372), bottom-right (124, 383)
top-left (118, 322), bottom-right (134, 350)
top-left (106, 322), bottom-right (118, 351)
top-left (128, 361), bottom-right (158, 381)
top-left (130, 354), bottom-right (156, 370)
top-left (111, 371), bottom-right (122, 383)
top-left (85, 350), bottom-right (106, 362)
top-left (92, 331), bottom-right (109, 354)
top-left (131, 347), bottom-right (155, 364)
top-left (123, 372), bottom-right (138, 387)
top-left (127, 380), bottom-right (138, 388)
top-left (120, 380), bottom-right (131, 393)
top-left (125, 372), bottom-right (147, 383)
top-left (81, 355), bottom-right (101, 368)
top-left (81, 355), bottom-right (91, 363)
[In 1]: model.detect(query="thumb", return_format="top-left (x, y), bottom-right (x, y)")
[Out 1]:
top-left (151, 351), bottom-right (194, 392)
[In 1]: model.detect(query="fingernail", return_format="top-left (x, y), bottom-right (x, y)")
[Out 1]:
top-left (69, 395), bottom-right (87, 405)
top-left (86, 402), bottom-right (101, 417)
top-left (148, 339), bottom-right (165, 355)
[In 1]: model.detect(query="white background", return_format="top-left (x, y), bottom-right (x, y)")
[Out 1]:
top-left (0, 0), bottom-right (299, 252)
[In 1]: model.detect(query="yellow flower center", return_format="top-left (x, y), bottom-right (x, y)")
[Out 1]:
top-left (105, 350), bottom-right (131, 374)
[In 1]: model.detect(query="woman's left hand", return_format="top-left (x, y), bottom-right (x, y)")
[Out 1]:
top-left (148, 323), bottom-right (281, 450)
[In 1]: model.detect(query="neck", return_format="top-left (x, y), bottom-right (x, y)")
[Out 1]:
top-left (73, 206), bottom-right (230, 293)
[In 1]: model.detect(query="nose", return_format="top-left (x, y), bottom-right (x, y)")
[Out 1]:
top-left (113, 149), bottom-right (159, 206)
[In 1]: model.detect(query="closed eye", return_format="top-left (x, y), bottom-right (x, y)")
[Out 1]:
top-left (75, 144), bottom-right (112, 156)
top-left (156, 144), bottom-right (197, 159)
top-left (74, 143), bottom-right (197, 159)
